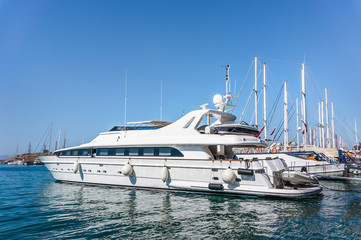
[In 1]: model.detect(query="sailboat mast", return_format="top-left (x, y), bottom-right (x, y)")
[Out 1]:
top-left (160, 80), bottom-right (163, 121)
top-left (57, 128), bottom-right (61, 150)
top-left (263, 63), bottom-right (267, 139)
top-left (296, 98), bottom-right (300, 151)
top-left (355, 119), bottom-right (358, 148)
top-left (49, 122), bottom-right (52, 153)
top-left (124, 69), bottom-right (127, 137)
top-left (318, 101), bottom-right (322, 147)
top-left (63, 129), bottom-right (66, 148)
top-left (325, 88), bottom-right (330, 147)
top-left (331, 102), bottom-right (335, 148)
top-left (254, 57), bottom-right (258, 129)
top-left (284, 81), bottom-right (288, 150)
top-left (321, 100), bottom-right (325, 148)
top-left (301, 63), bottom-right (307, 148)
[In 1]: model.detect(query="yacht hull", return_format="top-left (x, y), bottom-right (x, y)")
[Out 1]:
top-left (41, 156), bottom-right (322, 199)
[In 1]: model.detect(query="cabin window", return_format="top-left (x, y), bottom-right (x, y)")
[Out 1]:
top-left (143, 148), bottom-right (155, 156)
top-left (183, 117), bottom-right (195, 128)
top-left (108, 148), bottom-right (116, 156)
top-left (78, 149), bottom-right (91, 156)
top-left (129, 148), bottom-right (139, 156)
top-left (159, 148), bottom-right (172, 156)
top-left (98, 149), bottom-right (108, 156)
top-left (171, 148), bottom-right (183, 157)
top-left (57, 147), bottom-right (183, 157)
top-left (115, 148), bottom-right (125, 156)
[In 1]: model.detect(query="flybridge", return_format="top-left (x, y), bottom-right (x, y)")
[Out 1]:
top-left (109, 121), bottom-right (171, 131)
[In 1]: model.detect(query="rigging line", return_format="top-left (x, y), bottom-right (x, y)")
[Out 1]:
top-left (34, 124), bottom-right (51, 153)
top-left (272, 103), bottom-right (295, 141)
top-left (240, 90), bottom-right (254, 122)
top-left (305, 67), bottom-right (323, 101)
top-left (249, 86), bottom-right (265, 125)
top-left (273, 118), bottom-right (285, 141)
top-left (341, 128), bottom-right (353, 145)
top-left (262, 62), bottom-right (300, 71)
top-left (276, 128), bottom-right (284, 142)
top-left (344, 117), bottom-right (356, 134)
top-left (335, 111), bottom-right (356, 136)
top-left (334, 115), bottom-right (355, 140)
top-left (242, 91), bottom-right (255, 124)
top-left (258, 56), bottom-right (301, 65)
top-left (267, 84), bottom-right (284, 127)
top-left (232, 61), bottom-right (254, 114)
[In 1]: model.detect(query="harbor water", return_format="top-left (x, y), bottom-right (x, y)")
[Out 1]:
top-left (0, 165), bottom-right (360, 239)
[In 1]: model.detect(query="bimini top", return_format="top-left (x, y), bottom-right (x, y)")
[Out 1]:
top-left (109, 121), bottom-right (172, 131)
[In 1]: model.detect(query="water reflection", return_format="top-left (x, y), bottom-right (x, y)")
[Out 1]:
top-left (1, 166), bottom-right (359, 240)
top-left (36, 182), bottom-right (333, 239)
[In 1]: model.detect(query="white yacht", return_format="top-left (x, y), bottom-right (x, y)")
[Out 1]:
top-left (40, 76), bottom-right (322, 199)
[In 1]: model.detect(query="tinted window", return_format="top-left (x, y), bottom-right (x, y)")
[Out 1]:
top-left (115, 148), bottom-right (125, 156)
top-left (98, 149), bottom-right (108, 156)
top-left (143, 148), bottom-right (155, 156)
top-left (129, 148), bottom-right (139, 156)
top-left (159, 148), bottom-right (172, 156)
top-left (78, 149), bottom-right (91, 156)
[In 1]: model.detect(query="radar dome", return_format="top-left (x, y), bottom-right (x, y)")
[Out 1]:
top-left (213, 94), bottom-right (223, 105)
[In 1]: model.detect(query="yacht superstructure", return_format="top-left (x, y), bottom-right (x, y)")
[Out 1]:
top-left (40, 66), bottom-right (322, 198)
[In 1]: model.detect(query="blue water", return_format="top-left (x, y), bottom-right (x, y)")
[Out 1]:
top-left (0, 165), bottom-right (360, 239)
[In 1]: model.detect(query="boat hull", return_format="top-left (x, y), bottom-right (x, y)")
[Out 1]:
top-left (40, 156), bottom-right (322, 199)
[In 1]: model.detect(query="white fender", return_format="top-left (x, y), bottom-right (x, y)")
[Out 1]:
top-left (73, 161), bottom-right (80, 173)
top-left (222, 168), bottom-right (236, 184)
top-left (161, 167), bottom-right (169, 182)
top-left (122, 163), bottom-right (133, 176)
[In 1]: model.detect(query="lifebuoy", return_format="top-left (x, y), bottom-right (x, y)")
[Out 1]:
top-left (257, 148), bottom-right (263, 153)
top-left (272, 148), bottom-right (277, 153)
top-left (287, 147), bottom-right (292, 152)
top-left (244, 148), bottom-right (249, 153)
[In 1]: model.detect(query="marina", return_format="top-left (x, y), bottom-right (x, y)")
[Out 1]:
top-left (1, 1), bottom-right (361, 239)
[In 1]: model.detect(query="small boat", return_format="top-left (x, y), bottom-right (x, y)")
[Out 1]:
top-left (281, 171), bottom-right (319, 186)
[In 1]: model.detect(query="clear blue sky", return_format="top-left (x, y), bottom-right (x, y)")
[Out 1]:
top-left (1, 0), bottom-right (361, 156)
